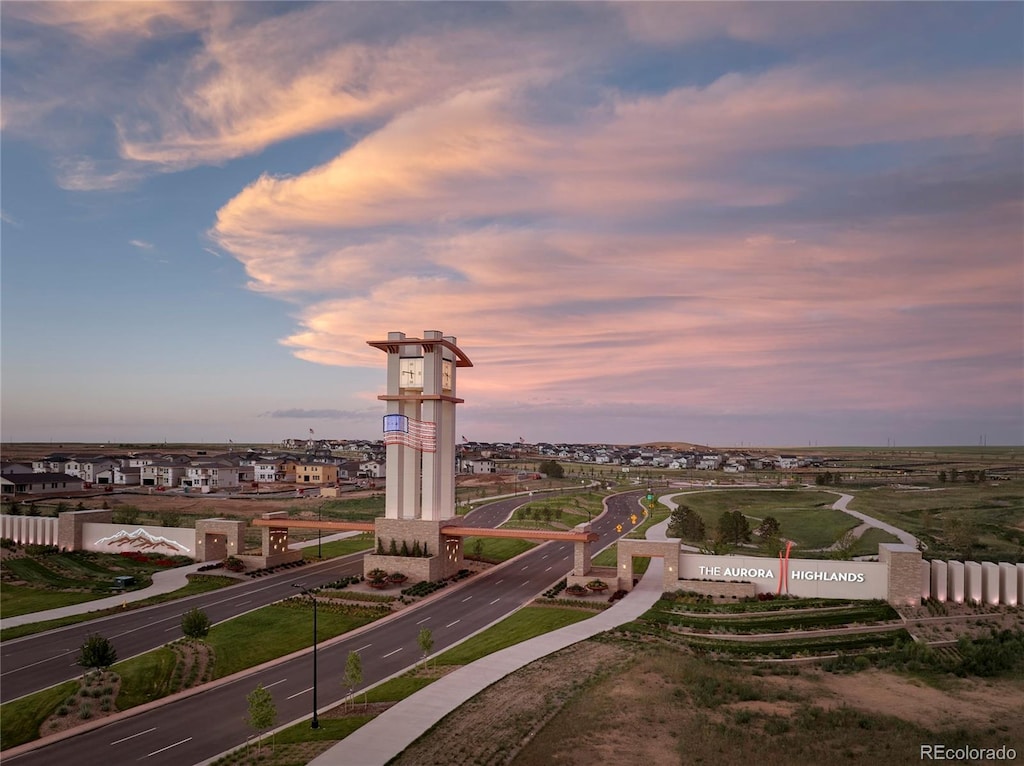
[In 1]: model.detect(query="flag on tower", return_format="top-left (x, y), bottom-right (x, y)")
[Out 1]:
top-left (384, 415), bottom-right (436, 453)
top-left (309, 428), bottom-right (315, 436)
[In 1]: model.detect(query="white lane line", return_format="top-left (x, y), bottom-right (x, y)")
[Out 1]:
top-left (164, 625), bottom-right (180, 632)
top-left (383, 647), bottom-right (403, 659)
top-left (489, 598), bottom-right (500, 605)
top-left (355, 644), bottom-right (372, 652)
top-left (2, 650), bottom-right (74, 677)
top-left (287, 686), bottom-right (313, 700)
top-left (520, 565), bottom-right (529, 571)
top-left (110, 727), bottom-right (156, 745)
top-left (264, 679), bottom-right (287, 689)
top-left (545, 566), bottom-right (552, 572)
top-left (145, 737), bottom-right (192, 757)
top-left (495, 579), bottom-right (504, 585)
top-left (542, 554), bottom-right (549, 559)
top-left (415, 617), bottom-right (431, 625)
top-left (461, 596), bottom-right (473, 603)
top-left (445, 620), bottom-right (461, 628)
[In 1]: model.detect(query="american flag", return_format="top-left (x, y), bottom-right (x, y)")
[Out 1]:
top-left (309, 428), bottom-right (315, 436)
top-left (384, 417), bottom-right (437, 453)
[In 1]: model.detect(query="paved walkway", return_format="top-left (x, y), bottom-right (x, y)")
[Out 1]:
top-left (310, 515), bottom-right (669, 766)
top-left (0, 532), bottom-right (363, 630)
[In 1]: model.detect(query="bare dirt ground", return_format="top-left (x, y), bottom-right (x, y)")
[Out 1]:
top-left (384, 636), bottom-right (1024, 766)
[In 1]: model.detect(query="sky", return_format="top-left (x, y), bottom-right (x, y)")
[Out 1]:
top-left (1, 2), bottom-right (1022, 448)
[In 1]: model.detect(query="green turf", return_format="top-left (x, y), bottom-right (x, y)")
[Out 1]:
top-left (0, 575), bottom-right (239, 641)
top-left (0, 680), bottom-right (78, 750)
top-left (674, 489), bottom-right (859, 552)
top-left (462, 536), bottom-right (536, 563)
top-left (114, 647), bottom-right (178, 710)
top-left (207, 602), bottom-right (383, 679)
top-left (301, 534), bottom-right (375, 560)
top-left (434, 605), bottom-right (593, 666)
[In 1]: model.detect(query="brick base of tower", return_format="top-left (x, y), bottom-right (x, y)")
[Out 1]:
top-left (365, 517), bottom-right (465, 583)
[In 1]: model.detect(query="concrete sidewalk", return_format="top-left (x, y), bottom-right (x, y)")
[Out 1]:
top-left (310, 517), bottom-right (671, 766)
top-left (0, 531), bottom-right (363, 630)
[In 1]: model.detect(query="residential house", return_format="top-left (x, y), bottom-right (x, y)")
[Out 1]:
top-left (1, 472), bottom-right (84, 495)
top-left (295, 463), bottom-right (339, 484)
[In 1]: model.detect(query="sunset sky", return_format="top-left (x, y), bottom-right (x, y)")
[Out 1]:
top-left (2, 2), bottom-right (1021, 447)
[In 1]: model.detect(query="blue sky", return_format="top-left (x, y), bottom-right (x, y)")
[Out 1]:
top-left (2, 2), bottom-right (1021, 447)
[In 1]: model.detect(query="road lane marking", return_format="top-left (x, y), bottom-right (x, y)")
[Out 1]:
top-left (445, 620), bottom-right (461, 628)
top-left (145, 737), bottom-right (192, 757)
top-left (383, 648), bottom-right (403, 658)
top-left (415, 617), bottom-right (431, 625)
top-left (264, 679), bottom-right (287, 689)
top-left (461, 596), bottom-right (473, 603)
top-left (1, 650), bottom-right (74, 677)
top-left (545, 567), bottom-right (552, 572)
top-left (520, 565), bottom-right (529, 571)
top-left (111, 727), bottom-right (156, 744)
top-left (287, 686), bottom-right (313, 700)
top-left (489, 598), bottom-right (500, 605)
top-left (355, 644), bottom-right (372, 652)
top-left (495, 579), bottom-right (504, 585)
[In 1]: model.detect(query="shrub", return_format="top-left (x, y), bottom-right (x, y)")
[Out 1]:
top-left (223, 556), bottom-right (245, 573)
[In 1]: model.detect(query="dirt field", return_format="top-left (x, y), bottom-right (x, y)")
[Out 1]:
top-left (390, 637), bottom-right (1024, 766)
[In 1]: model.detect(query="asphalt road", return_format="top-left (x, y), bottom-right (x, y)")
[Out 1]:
top-left (3, 490), bottom-right (645, 766)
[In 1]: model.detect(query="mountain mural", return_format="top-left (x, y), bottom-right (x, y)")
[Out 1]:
top-left (93, 528), bottom-right (192, 554)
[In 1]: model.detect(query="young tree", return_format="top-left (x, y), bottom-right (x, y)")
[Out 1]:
top-left (830, 529), bottom-right (858, 560)
top-left (756, 516), bottom-right (781, 540)
top-left (181, 607), bottom-right (211, 639)
top-left (668, 504), bottom-right (705, 541)
top-left (538, 460), bottom-right (564, 479)
top-left (417, 627), bottom-right (434, 669)
top-left (246, 683), bottom-right (277, 755)
top-left (77, 634), bottom-right (117, 674)
top-left (343, 650), bottom-right (363, 709)
top-left (472, 537), bottom-right (485, 561)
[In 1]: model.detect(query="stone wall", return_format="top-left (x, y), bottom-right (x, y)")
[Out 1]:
top-left (674, 580), bottom-right (757, 600)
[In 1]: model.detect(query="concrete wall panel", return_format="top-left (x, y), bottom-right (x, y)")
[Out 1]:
top-left (930, 560), bottom-right (948, 602)
top-left (964, 561), bottom-right (983, 604)
top-left (982, 562), bottom-right (1000, 605)
top-left (946, 560), bottom-right (965, 604)
top-left (998, 562), bottom-right (1017, 606)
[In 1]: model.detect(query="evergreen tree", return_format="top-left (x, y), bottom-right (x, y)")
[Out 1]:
top-left (181, 607), bottom-right (211, 639)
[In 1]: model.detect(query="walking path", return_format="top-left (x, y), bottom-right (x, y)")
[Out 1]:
top-left (309, 515), bottom-right (670, 766)
top-left (659, 488), bottom-right (918, 552)
top-left (0, 532), bottom-right (362, 630)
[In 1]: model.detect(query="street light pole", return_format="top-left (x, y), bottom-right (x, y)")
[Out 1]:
top-left (292, 585), bottom-right (320, 729)
top-left (317, 503), bottom-right (322, 560)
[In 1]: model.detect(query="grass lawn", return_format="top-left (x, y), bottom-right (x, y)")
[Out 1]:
top-left (849, 526), bottom-right (902, 557)
top-left (434, 606), bottom-right (594, 666)
top-left (301, 534), bottom-right (374, 560)
top-left (676, 489), bottom-right (858, 551)
top-left (0, 680), bottom-right (78, 750)
top-left (0, 575), bottom-right (239, 641)
top-left (0, 584), bottom-right (113, 619)
top-left (846, 482), bottom-right (1024, 558)
top-left (462, 536), bottom-right (536, 563)
top-left (208, 602), bottom-right (384, 679)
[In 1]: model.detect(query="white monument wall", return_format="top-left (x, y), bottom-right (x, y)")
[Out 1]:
top-left (676, 553), bottom-right (887, 600)
top-left (0, 514), bottom-right (59, 546)
top-left (81, 522), bottom-right (196, 557)
top-left (946, 560), bottom-right (965, 604)
top-left (921, 560), bottom-right (932, 600)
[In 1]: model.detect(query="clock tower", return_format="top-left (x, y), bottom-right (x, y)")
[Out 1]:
top-left (365, 330), bottom-right (473, 580)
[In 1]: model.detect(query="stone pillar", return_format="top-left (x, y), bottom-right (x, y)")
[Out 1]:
top-left (196, 518), bottom-right (247, 562)
top-left (57, 509), bottom-right (112, 552)
top-left (930, 560), bottom-right (948, 602)
top-left (879, 543), bottom-right (925, 606)
top-left (946, 560), bottom-right (965, 604)
top-left (982, 562), bottom-right (1000, 605)
top-left (920, 560), bottom-right (931, 600)
top-left (573, 523), bottom-right (593, 577)
top-left (1018, 564), bottom-right (1024, 606)
top-left (998, 562), bottom-right (1017, 606)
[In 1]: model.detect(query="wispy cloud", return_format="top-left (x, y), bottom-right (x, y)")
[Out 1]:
top-left (129, 239), bottom-right (154, 250)
top-left (260, 408), bottom-right (375, 420)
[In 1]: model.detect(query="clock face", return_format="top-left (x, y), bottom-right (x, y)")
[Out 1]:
top-left (442, 359), bottom-right (453, 391)
top-left (400, 357), bottom-right (423, 389)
